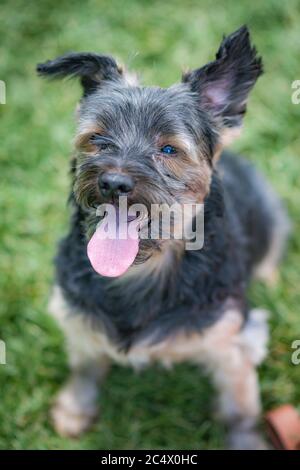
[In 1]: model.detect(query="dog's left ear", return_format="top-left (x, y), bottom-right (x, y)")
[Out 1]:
top-left (37, 52), bottom-right (123, 96)
top-left (183, 26), bottom-right (263, 145)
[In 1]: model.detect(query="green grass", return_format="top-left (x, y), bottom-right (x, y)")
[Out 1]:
top-left (0, 0), bottom-right (300, 450)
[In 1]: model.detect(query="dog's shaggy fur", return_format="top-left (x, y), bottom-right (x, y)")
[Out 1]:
top-left (38, 26), bottom-right (290, 448)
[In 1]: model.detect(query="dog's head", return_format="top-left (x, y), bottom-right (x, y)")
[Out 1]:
top-left (38, 26), bottom-right (262, 277)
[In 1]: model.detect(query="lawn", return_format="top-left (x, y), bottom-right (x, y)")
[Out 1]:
top-left (0, 0), bottom-right (300, 450)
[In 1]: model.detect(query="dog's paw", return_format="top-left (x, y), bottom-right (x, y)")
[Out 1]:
top-left (227, 428), bottom-right (269, 450)
top-left (51, 384), bottom-right (99, 438)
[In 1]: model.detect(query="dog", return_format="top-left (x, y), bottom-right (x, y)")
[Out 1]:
top-left (37, 26), bottom-right (290, 449)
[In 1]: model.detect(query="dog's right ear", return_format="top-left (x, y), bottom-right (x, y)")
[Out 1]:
top-left (36, 52), bottom-right (122, 96)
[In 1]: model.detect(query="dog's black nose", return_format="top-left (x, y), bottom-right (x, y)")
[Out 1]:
top-left (98, 172), bottom-right (134, 199)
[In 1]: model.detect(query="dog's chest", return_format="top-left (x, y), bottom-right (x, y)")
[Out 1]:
top-left (50, 286), bottom-right (242, 369)
top-left (67, 314), bottom-right (241, 370)
top-left (89, 331), bottom-right (209, 369)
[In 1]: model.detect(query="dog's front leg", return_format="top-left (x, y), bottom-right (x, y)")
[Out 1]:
top-left (202, 308), bottom-right (269, 449)
top-left (51, 357), bottom-right (110, 438)
top-left (49, 286), bottom-right (111, 437)
top-left (210, 348), bottom-right (264, 449)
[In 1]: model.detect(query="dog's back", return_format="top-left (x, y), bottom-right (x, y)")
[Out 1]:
top-left (218, 151), bottom-right (290, 282)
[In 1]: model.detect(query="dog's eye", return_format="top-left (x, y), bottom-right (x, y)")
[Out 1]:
top-left (90, 134), bottom-right (113, 150)
top-left (99, 143), bottom-right (110, 150)
top-left (160, 145), bottom-right (177, 155)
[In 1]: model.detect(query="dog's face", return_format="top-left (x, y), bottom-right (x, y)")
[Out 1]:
top-left (38, 26), bottom-right (262, 276)
top-left (74, 83), bottom-right (216, 225)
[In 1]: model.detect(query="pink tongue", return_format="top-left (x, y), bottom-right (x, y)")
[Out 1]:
top-left (87, 215), bottom-right (140, 277)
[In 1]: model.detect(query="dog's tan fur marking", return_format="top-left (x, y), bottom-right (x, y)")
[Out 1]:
top-left (156, 133), bottom-right (212, 198)
top-left (75, 125), bottom-right (106, 155)
top-left (212, 126), bottom-right (243, 162)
